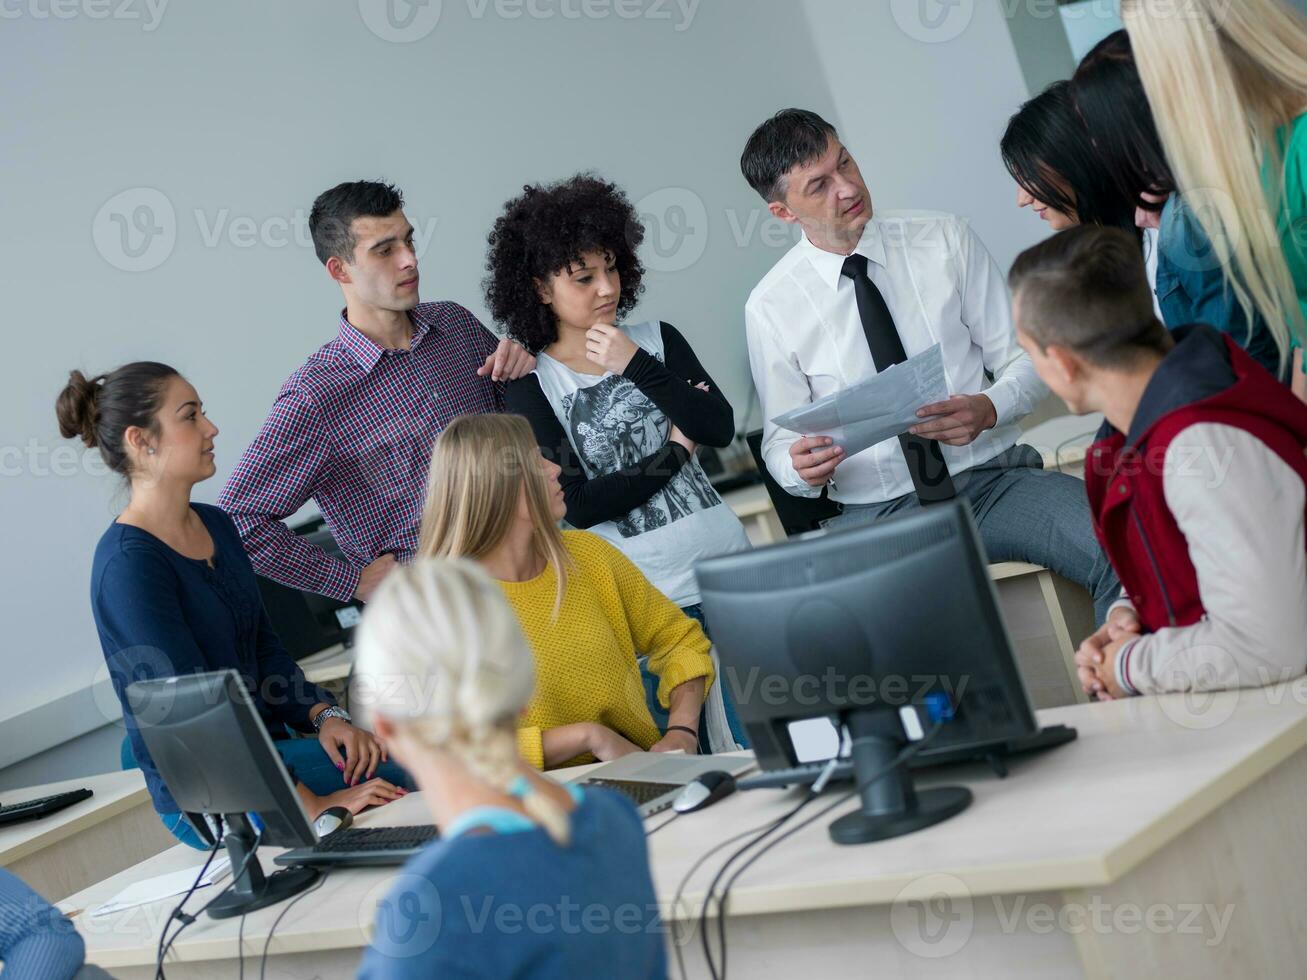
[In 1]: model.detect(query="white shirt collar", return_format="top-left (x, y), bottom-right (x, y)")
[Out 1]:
top-left (800, 217), bottom-right (889, 292)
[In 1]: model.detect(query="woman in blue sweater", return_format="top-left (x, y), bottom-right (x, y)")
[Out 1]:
top-left (57, 362), bottom-right (411, 847)
top-left (353, 559), bottom-right (666, 980)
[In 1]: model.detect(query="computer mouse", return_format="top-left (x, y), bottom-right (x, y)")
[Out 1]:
top-left (672, 771), bottom-right (737, 814)
top-left (313, 805), bottom-right (353, 838)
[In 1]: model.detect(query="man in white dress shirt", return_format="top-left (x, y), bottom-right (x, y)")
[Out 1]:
top-left (740, 109), bottom-right (1119, 622)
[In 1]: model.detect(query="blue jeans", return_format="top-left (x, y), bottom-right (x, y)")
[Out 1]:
top-left (160, 738), bottom-right (414, 849)
top-left (640, 603), bottom-right (750, 750)
top-left (822, 444), bottom-right (1121, 625)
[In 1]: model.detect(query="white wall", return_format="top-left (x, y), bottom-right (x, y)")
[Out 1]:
top-left (800, 0), bottom-right (1047, 275)
top-left (0, 0), bottom-right (841, 767)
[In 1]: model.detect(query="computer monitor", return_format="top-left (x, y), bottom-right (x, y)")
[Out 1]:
top-left (127, 670), bottom-right (321, 917)
top-left (256, 517), bottom-right (364, 660)
top-left (696, 501), bottom-right (1038, 845)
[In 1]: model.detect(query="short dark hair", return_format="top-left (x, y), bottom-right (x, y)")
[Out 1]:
top-left (1009, 225), bottom-right (1171, 368)
top-left (55, 362), bottom-right (180, 477)
top-left (1000, 81), bottom-right (1137, 235)
top-left (740, 109), bottom-right (839, 202)
top-left (483, 174), bottom-right (645, 353)
top-left (1070, 30), bottom-right (1174, 217)
top-left (309, 180), bottom-right (405, 265)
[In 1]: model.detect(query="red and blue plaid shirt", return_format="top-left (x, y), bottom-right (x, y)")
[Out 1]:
top-left (218, 302), bottom-right (503, 601)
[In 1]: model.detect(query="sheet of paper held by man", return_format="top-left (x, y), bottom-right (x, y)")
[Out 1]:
top-left (771, 344), bottom-right (949, 456)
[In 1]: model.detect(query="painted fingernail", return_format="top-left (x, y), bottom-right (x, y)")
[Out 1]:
top-left (336, 763), bottom-right (345, 771)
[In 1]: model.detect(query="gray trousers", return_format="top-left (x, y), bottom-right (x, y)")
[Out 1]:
top-left (822, 445), bottom-right (1120, 625)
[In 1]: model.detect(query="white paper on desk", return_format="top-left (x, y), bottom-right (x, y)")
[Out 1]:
top-left (88, 857), bottom-right (232, 918)
top-left (771, 344), bottom-right (949, 457)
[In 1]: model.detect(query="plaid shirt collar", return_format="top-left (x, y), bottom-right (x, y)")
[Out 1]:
top-left (336, 305), bottom-right (441, 373)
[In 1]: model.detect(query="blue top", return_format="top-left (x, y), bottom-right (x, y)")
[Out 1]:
top-left (358, 787), bottom-right (668, 980)
top-left (89, 503), bottom-right (336, 814)
top-left (1155, 194), bottom-right (1284, 378)
top-left (0, 869), bottom-right (84, 979)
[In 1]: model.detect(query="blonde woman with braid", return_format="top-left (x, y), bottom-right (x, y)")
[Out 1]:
top-left (354, 560), bottom-right (666, 979)
top-left (418, 413), bottom-right (716, 770)
top-left (1122, 0), bottom-right (1307, 387)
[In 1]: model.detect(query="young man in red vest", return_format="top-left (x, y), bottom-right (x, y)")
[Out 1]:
top-left (1009, 225), bottom-right (1307, 700)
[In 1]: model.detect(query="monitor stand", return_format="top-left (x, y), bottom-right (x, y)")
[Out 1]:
top-left (206, 814), bottom-right (320, 919)
top-left (828, 709), bottom-right (971, 846)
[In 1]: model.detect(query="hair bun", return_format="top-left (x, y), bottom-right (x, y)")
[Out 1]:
top-left (55, 369), bottom-right (104, 448)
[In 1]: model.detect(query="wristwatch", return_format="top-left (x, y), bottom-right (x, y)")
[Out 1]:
top-left (312, 705), bottom-right (352, 731)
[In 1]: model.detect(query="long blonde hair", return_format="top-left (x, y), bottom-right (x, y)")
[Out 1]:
top-left (1122, 0), bottom-right (1307, 367)
top-left (417, 413), bottom-right (571, 612)
top-left (353, 559), bottom-right (572, 845)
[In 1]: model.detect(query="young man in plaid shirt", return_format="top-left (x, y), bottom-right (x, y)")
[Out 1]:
top-left (219, 181), bottom-right (535, 603)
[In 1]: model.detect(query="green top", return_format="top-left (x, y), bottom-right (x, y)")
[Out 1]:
top-left (1277, 112), bottom-right (1307, 333)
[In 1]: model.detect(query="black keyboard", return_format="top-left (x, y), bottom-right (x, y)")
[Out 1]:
top-left (275, 824), bottom-right (439, 869)
top-left (313, 825), bottom-right (439, 852)
top-left (0, 789), bottom-right (93, 827)
top-left (586, 778), bottom-right (682, 808)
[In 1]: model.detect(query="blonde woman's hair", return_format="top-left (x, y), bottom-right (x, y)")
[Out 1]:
top-left (1123, 0), bottom-right (1307, 368)
top-left (353, 559), bottom-right (572, 845)
top-left (417, 413), bottom-right (571, 613)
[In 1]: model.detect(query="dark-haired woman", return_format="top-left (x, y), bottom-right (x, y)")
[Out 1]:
top-left (1071, 29), bottom-right (1284, 377)
top-left (57, 364), bottom-right (411, 848)
top-left (489, 175), bottom-right (749, 612)
top-left (1001, 80), bottom-right (1136, 236)
top-left (487, 174), bottom-right (749, 749)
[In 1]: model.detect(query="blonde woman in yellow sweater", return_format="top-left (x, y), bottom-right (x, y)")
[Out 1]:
top-left (417, 413), bottom-right (715, 769)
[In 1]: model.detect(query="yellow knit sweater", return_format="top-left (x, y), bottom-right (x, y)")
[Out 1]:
top-left (498, 531), bottom-right (715, 769)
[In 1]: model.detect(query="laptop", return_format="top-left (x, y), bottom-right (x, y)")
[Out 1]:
top-left (575, 753), bottom-right (755, 818)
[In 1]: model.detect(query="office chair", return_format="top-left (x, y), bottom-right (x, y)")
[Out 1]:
top-left (745, 430), bottom-right (841, 537)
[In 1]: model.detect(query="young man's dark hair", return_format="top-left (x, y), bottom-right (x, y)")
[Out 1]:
top-left (739, 108), bottom-right (839, 202)
top-left (483, 173), bottom-right (645, 353)
top-left (308, 180), bottom-right (405, 265)
top-left (1009, 225), bottom-right (1172, 367)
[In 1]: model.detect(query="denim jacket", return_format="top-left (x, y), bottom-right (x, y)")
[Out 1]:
top-left (1155, 194), bottom-right (1284, 379)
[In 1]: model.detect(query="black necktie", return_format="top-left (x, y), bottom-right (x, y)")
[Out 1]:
top-left (841, 252), bottom-right (956, 503)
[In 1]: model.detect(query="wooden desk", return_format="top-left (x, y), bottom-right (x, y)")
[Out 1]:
top-left (69, 685), bottom-right (1307, 978)
top-left (0, 770), bottom-right (174, 902)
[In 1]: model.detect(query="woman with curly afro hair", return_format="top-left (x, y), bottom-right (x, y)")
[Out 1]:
top-left (487, 173), bottom-right (750, 632)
